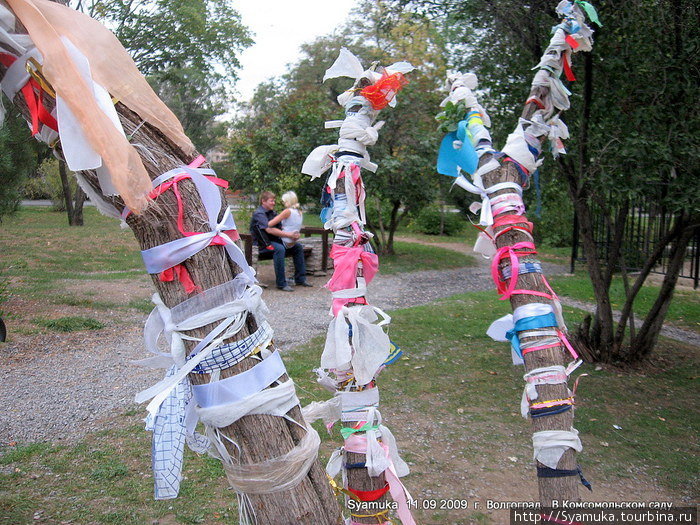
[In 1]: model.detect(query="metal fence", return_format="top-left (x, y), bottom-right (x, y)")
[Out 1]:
top-left (571, 198), bottom-right (699, 289)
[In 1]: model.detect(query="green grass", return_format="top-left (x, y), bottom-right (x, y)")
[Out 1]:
top-left (0, 207), bottom-right (143, 299)
top-left (1, 292), bottom-right (695, 524)
top-left (379, 241), bottom-right (475, 274)
top-left (549, 270), bottom-right (700, 331)
top-left (35, 316), bottom-right (105, 332)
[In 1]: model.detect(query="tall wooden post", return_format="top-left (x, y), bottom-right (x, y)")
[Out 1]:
top-left (302, 50), bottom-right (416, 525)
top-left (0, 2), bottom-right (341, 523)
top-left (438, 1), bottom-right (600, 507)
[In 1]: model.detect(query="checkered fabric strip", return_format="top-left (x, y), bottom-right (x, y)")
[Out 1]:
top-left (191, 321), bottom-right (273, 373)
top-left (152, 374), bottom-right (191, 499)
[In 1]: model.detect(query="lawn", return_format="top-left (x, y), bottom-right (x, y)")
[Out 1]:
top-left (549, 271), bottom-right (700, 332)
top-left (0, 291), bottom-right (697, 524)
top-left (0, 207), bottom-right (474, 306)
top-left (1, 206), bottom-right (698, 524)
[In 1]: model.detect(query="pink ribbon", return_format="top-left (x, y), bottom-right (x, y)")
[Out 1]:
top-left (345, 434), bottom-right (416, 525)
top-left (327, 244), bottom-right (379, 315)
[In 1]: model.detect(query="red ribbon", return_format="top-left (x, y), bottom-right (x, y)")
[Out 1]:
top-left (0, 53), bottom-right (58, 136)
top-left (348, 483), bottom-right (391, 502)
top-left (159, 264), bottom-right (200, 295)
top-left (562, 51), bottom-right (576, 81)
top-left (565, 34), bottom-right (580, 50)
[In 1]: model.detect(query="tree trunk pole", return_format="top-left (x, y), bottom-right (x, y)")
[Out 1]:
top-left (305, 54), bottom-right (417, 525)
top-left (57, 158), bottom-right (74, 224)
top-left (443, 1), bottom-right (601, 507)
top-left (482, 158), bottom-right (581, 505)
top-left (0, 6), bottom-right (341, 523)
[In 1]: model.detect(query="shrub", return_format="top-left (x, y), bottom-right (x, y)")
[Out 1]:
top-left (412, 205), bottom-right (465, 236)
top-left (36, 158), bottom-right (78, 212)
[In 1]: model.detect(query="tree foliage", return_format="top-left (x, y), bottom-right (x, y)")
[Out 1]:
top-left (223, 1), bottom-right (449, 254)
top-left (80, 0), bottom-right (252, 152)
top-left (0, 109), bottom-right (47, 220)
top-left (393, 0), bottom-right (700, 362)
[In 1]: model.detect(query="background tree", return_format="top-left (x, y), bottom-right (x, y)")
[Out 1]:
top-left (78, 0), bottom-right (252, 152)
top-left (46, 0), bottom-right (253, 224)
top-left (223, 1), bottom-right (449, 255)
top-left (393, 0), bottom-right (700, 362)
top-left (0, 108), bottom-right (48, 220)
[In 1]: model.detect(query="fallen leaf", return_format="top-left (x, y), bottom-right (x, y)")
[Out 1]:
top-left (508, 457), bottom-right (518, 462)
top-left (600, 441), bottom-right (609, 447)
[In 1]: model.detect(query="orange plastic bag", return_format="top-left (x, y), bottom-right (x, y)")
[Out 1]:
top-left (359, 72), bottom-right (408, 110)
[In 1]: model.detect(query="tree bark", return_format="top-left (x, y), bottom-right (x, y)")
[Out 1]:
top-left (71, 184), bottom-right (85, 226)
top-left (58, 159), bottom-right (74, 223)
top-left (57, 159), bottom-right (86, 226)
top-left (0, 24), bottom-right (341, 525)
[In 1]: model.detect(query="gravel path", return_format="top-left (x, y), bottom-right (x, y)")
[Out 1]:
top-left (1, 244), bottom-right (696, 447)
top-left (1, 261), bottom-right (507, 445)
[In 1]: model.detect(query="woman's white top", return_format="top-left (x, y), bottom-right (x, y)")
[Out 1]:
top-left (281, 208), bottom-right (303, 246)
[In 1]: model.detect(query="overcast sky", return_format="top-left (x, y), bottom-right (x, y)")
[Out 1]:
top-left (233, 0), bottom-right (357, 102)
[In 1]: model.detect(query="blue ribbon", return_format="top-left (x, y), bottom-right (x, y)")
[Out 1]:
top-left (437, 119), bottom-right (478, 177)
top-left (506, 312), bottom-right (558, 358)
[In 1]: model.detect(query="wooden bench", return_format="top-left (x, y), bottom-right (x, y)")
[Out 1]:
top-left (239, 227), bottom-right (332, 276)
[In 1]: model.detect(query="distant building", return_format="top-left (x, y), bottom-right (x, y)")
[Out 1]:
top-left (206, 145), bottom-right (228, 164)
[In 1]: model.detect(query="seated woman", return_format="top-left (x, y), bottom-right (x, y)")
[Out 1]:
top-left (249, 190), bottom-right (311, 291)
top-left (268, 191), bottom-right (304, 247)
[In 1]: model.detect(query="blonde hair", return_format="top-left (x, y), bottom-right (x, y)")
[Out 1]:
top-left (281, 191), bottom-right (300, 209)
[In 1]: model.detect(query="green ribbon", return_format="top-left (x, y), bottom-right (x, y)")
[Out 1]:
top-left (575, 0), bottom-right (602, 26)
top-left (340, 422), bottom-right (380, 439)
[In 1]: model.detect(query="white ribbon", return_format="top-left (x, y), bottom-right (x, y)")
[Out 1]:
top-left (532, 428), bottom-right (583, 469)
top-left (302, 396), bottom-right (342, 427)
top-left (502, 122), bottom-right (544, 174)
top-left (197, 377), bottom-right (299, 430)
top-left (301, 144), bottom-right (337, 179)
top-left (321, 305), bottom-right (391, 386)
top-left (520, 362), bottom-right (582, 418)
top-left (139, 166), bottom-right (255, 282)
top-left (453, 166), bottom-right (522, 227)
top-left (56, 37), bottom-right (125, 191)
top-left (192, 351), bottom-right (286, 408)
top-left (339, 387), bottom-right (380, 422)
top-left (0, 5), bottom-right (33, 55)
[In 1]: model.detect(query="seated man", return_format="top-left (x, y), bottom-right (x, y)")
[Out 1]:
top-left (250, 191), bottom-right (312, 291)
